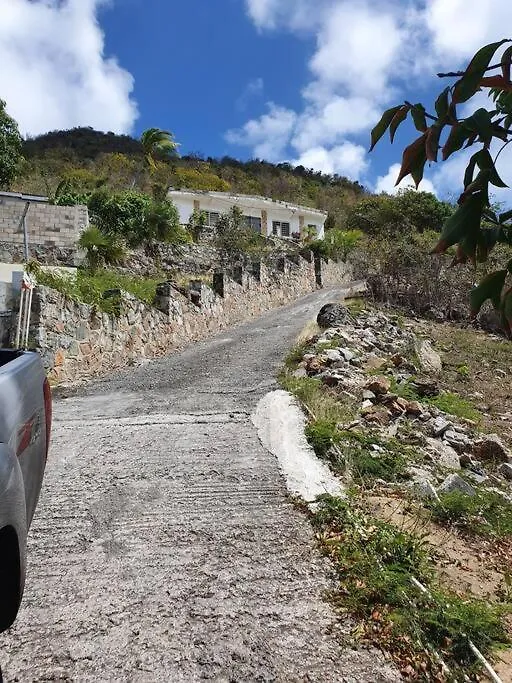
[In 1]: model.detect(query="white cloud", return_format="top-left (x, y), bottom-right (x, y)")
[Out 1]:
top-left (375, 163), bottom-right (436, 195)
top-left (0, 0), bottom-right (138, 136)
top-left (225, 103), bottom-right (297, 161)
top-left (235, 0), bottom-right (512, 185)
top-left (310, 3), bottom-right (402, 95)
top-left (236, 77), bottom-right (264, 111)
top-left (292, 96), bottom-right (380, 151)
top-left (293, 142), bottom-right (368, 178)
top-left (426, 0), bottom-right (512, 59)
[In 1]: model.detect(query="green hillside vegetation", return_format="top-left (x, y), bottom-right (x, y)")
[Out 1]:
top-left (15, 127), bottom-right (367, 229)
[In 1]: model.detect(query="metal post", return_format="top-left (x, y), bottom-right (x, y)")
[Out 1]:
top-left (15, 288), bottom-right (26, 349)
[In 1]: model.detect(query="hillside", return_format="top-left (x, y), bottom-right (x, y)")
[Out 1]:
top-left (16, 127), bottom-right (366, 228)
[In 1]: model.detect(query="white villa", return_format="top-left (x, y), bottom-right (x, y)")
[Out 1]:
top-left (168, 189), bottom-right (327, 240)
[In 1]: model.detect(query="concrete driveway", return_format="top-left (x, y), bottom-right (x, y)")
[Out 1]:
top-left (0, 287), bottom-right (398, 682)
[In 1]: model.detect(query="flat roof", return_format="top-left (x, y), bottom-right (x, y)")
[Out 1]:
top-left (168, 189), bottom-right (328, 218)
top-left (0, 191), bottom-right (49, 203)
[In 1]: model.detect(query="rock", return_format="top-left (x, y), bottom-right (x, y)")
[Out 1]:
top-left (364, 354), bottom-right (388, 371)
top-left (406, 401), bottom-right (423, 416)
top-left (499, 463), bottom-right (512, 481)
top-left (443, 429), bottom-right (472, 453)
top-left (415, 339), bottom-right (442, 375)
top-left (430, 416), bottom-right (453, 438)
top-left (292, 367), bottom-right (308, 378)
top-left (362, 389), bottom-right (376, 401)
top-left (411, 379), bottom-right (440, 398)
top-left (459, 453), bottom-right (477, 468)
top-left (409, 479), bottom-right (440, 501)
top-left (324, 349), bottom-right (343, 363)
top-left (425, 438), bottom-right (461, 470)
top-left (391, 353), bottom-right (406, 367)
top-left (437, 473), bottom-right (476, 497)
top-left (306, 357), bottom-right (324, 375)
top-left (322, 374), bottom-right (341, 387)
top-left (361, 399), bottom-right (374, 410)
top-left (365, 376), bottom-right (391, 395)
top-left (339, 347), bottom-right (356, 362)
top-left (363, 407), bottom-right (391, 426)
top-left (472, 435), bottom-right (511, 463)
top-left (317, 303), bottom-right (351, 328)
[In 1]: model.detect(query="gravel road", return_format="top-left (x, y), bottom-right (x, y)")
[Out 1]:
top-left (0, 288), bottom-right (399, 682)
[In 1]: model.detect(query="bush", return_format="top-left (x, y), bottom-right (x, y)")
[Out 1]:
top-left (78, 226), bottom-right (126, 272)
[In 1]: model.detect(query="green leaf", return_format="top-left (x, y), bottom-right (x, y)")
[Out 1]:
top-left (369, 106), bottom-right (402, 151)
top-left (464, 152), bottom-right (479, 189)
top-left (499, 209), bottom-right (512, 223)
top-left (474, 149), bottom-right (508, 187)
top-left (410, 104), bottom-right (427, 132)
top-left (389, 105), bottom-right (411, 143)
top-left (435, 87), bottom-right (451, 119)
top-left (470, 269), bottom-right (508, 316)
top-left (502, 287), bottom-right (512, 335)
top-left (433, 192), bottom-right (485, 253)
top-left (453, 39), bottom-right (511, 104)
top-left (442, 124), bottom-right (472, 160)
top-left (463, 108), bottom-right (494, 143)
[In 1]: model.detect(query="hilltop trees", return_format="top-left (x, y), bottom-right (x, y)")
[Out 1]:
top-left (371, 39), bottom-right (512, 333)
top-left (0, 99), bottom-right (23, 189)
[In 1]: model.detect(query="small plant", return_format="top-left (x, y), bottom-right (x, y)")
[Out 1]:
top-left (456, 364), bottom-right (470, 379)
top-left (284, 343), bottom-right (309, 369)
top-left (279, 373), bottom-right (355, 425)
top-left (305, 420), bottom-right (340, 458)
top-left (427, 489), bottom-right (512, 538)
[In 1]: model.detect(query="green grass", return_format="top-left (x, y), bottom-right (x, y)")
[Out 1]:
top-left (428, 391), bottom-right (481, 422)
top-left (427, 489), bottom-right (512, 538)
top-left (390, 378), bottom-right (481, 422)
top-left (279, 373), bottom-right (355, 425)
top-left (313, 495), bottom-right (510, 676)
top-left (32, 266), bottom-right (163, 314)
top-left (284, 343), bottom-right (310, 369)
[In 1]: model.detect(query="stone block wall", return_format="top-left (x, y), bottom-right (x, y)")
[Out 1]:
top-left (0, 194), bottom-right (88, 265)
top-left (29, 255), bottom-right (353, 383)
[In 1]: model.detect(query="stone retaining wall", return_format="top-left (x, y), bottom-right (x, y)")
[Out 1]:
top-left (30, 255), bottom-right (353, 383)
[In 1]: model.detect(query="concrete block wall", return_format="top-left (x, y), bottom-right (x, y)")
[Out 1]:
top-left (0, 195), bottom-right (88, 263)
top-left (30, 255), bottom-right (353, 383)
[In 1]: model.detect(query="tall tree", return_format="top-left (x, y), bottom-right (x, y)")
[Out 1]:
top-left (371, 39), bottom-right (512, 333)
top-left (0, 99), bottom-right (23, 189)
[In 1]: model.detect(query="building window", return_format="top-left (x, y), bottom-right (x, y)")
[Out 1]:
top-left (243, 215), bottom-right (262, 232)
top-left (272, 221), bottom-right (291, 237)
top-left (203, 211), bottom-right (220, 227)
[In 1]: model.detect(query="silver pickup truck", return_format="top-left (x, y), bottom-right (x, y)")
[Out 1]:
top-left (0, 349), bottom-right (51, 632)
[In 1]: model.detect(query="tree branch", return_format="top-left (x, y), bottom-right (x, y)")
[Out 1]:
top-left (437, 62), bottom-right (504, 78)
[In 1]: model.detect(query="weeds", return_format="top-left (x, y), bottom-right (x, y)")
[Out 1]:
top-left (31, 265), bottom-right (163, 314)
top-left (279, 373), bottom-right (355, 424)
top-left (284, 343), bottom-right (310, 369)
top-left (313, 495), bottom-right (510, 677)
top-left (427, 489), bottom-right (512, 538)
top-left (305, 420), bottom-right (340, 458)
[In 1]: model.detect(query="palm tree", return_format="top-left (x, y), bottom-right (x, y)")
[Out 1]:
top-left (140, 128), bottom-right (179, 172)
top-left (131, 128), bottom-right (179, 189)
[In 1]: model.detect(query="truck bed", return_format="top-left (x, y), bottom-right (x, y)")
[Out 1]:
top-left (0, 349), bottom-right (24, 368)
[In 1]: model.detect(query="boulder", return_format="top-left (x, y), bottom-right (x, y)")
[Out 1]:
top-left (365, 376), bottom-right (391, 395)
top-left (412, 379), bottom-right (440, 398)
top-left (430, 416), bottom-right (453, 438)
top-left (425, 438), bottom-right (461, 470)
top-left (499, 463), bottom-right (512, 481)
top-left (317, 303), bottom-right (351, 328)
top-left (437, 473), bottom-right (476, 497)
top-left (443, 429), bottom-right (472, 453)
top-left (364, 354), bottom-right (388, 371)
top-left (472, 435), bottom-right (511, 463)
top-left (415, 339), bottom-right (442, 375)
top-left (406, 401), bottom-right (423, 417)
top-left (324, 349), bottom-right (343, 363)
top-left (409, 479), bottom-right (440, 501)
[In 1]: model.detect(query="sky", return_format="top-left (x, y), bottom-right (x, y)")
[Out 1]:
top-left (1, 0), bottom-right (512, 201)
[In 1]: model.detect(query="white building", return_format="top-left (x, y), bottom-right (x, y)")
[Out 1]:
top-left (168, 189), bottom-right (327, 240)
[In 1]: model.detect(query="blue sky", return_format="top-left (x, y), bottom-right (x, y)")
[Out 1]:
top-left (1, 0), bottom-right (511, 200)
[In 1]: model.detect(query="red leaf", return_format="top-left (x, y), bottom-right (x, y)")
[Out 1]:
top-left (395, 133), bottom-right (428, 187)
top-left (479, 75), bottom-right (512, 91)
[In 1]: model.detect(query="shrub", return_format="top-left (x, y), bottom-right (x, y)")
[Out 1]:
top-left (427, 490), bottom-right (512, 538)
top-left (78, 226), bottom-right (126, 272)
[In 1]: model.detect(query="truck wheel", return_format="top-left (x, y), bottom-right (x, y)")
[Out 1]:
top-left (0, 526), bottom-right (22, 632)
